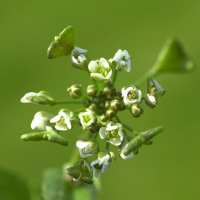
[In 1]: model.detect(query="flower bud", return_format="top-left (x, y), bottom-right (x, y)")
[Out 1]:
top-left (110, 99), bottom-right (123, 112)
top-left (131, 104), bottom-right (143, 118)
top-left (87, 85), bottom-right (98, 97)
top-left (114, 91), bottom-right (123, 101)
top-left (92, 96), bottom-right (100, 104)
top-left (105, 101), bottom-right (110, 109)
top-left (81, 98), bottom-right (91, 108)
top-left (88, 103), bottom-right (98, 112)
top-left (20, 91), bottom-right (55, 106)
top-left (67, 84), bottom-right (82, 99)
top-left (104, 84), bottom-right (116, 95)
top-left (89, 123), bottom-right (101, 133)
top-left (144, 94), bottom-right (157, 108)
top-left (106, 108), bottom-right (116, 119)
top-left (98, 90), bottom-right (106, 99)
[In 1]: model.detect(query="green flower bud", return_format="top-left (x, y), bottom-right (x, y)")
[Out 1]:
top-left (131, 104), bottom-right (143, 118)
top-left (110, 99), bottom-right (123, 111)
top-left (106, 94), bottom-right (114, 100)
top-left (114, 91), bottom-right (123, 101)
top-left (144, 94), bottom-right (157, 108)
top-left (104, 84), bottom-right (116, 95)
top-left (105, 101), bottom-right (110, 109)
top-left (99, 114), bottom-right (107, 122)
top-left (81, 98), bottom-right (91, 108)
top-left (92, 96), bottom-right (100, 104)
top-left (89, 124), bottom-right (101, 133)
top-left (98, 90), bottom-right (106, 99)
top-left (87, 85), bottom-right (98, 97)
top-left (67, 84), bottom-right (82, 99)
top-left (88, 103), bottom-right (98, 112)
top-left (106, 108), bottom-right (116, 119)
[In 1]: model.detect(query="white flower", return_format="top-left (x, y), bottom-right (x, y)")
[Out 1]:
top-left (99, 123), bottom-right (123, 146)
top-left (88, 58), bottom-right (112, 82)
top-left (20, 91), bottom-right (54, 105)
top-left (91, 151), bottom-right (115, 178)
top-left (76, 139), bottom-right (99, 158)
top-left (79, 109), bottom-right (96, 129)
top-left (71, 47), bottom-right (88, 70)
top-left (31, 111), bottom-right (54, 131)
top-left (121, 86), bottom-right (142, 106)
top-left (119, 137), bottom-right (134, 160)
top-left (50, 109), bottom-right (75, 131)
top-left (112, 49), bottom-right (131, 72)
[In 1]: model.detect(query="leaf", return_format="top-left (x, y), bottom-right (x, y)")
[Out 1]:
top-left (0, 166), bottom-right (31, 200)
top-left (41, 168), bottom-right (72, 200)
top-left (153, 37), bottom-right (196, 73)
top-left (47, 26), bottom-right (75, 59)
top-left (21, 131), bottom-right (68, 146)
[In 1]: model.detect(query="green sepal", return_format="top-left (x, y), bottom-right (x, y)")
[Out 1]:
top-left (122, 126), bottom-right (163, 156)
top-left (47, 26), bottom-right (75, 59)
top-left (153, 38), bottom-right (195, 73)
top-left (21, 130), bottom-right (68, 146)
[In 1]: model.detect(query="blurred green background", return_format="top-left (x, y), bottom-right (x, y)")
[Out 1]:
top-left (1, 0), bottom-right (200, 199)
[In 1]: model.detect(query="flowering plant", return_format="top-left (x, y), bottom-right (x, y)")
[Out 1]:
top-left (20, 26), bottom-right (195, 199)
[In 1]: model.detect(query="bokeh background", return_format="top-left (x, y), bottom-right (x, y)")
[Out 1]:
top-left (1, 0), bottom-right (200, 199)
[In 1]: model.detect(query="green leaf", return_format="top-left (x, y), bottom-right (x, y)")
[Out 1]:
top-left (153, 37), bottom-right (195, 73)
top-left (0, 166), bottom-right (31, 200)
top-left (41, 168), bottom-right (72, 200)
top-left (21, 131), bottom-right (68, 146)
top-left (47, 26), bottom-right (75, 59)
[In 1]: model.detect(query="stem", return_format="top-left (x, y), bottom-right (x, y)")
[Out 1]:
top-left (112, 69), bottom-right (118, 85)
top-left (69, 147), bottom-right (80, 164)
top-left (133, 66), bottom-right (158, 88)
top-left (105, 142), bottom-right (109, 150)
top-left (86, 70), bottom-right (98, 88)
top-left (97, 83), bottom-right (102, 91)
top-left (74, 108), bottom-right (85, 114)
top-left (92, 132), bottom-right (98, 139)
top-left (54, 100), bottom-right (81, 105)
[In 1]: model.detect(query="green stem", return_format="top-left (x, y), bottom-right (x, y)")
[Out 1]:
top-left (92, 132), bottom-right (98, 139)
top-left (74, 107), bottom-right (85, 114)
top-left (54, 100), bottom-right (81, 105)
top-left (133, 66), bottom-right (158, 88)
top-left (97, 83), bottom-right (102, 91)
top-left (69, 147), bottom-right (80, 164)
top-left (86, 70), bottom-right (98, 88)
top-left (112, 69), bottom-right (118, 85)
top-left (114, 116), bottom-right (135, 133)
top-left (105, 142), bottom-right (109, 150)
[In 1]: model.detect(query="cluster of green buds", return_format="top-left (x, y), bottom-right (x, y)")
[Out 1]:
top-left (20, 26), bottom-right (195, 185)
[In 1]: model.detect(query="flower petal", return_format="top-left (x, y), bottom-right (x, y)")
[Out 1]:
top-left (88, 61), bottom-right (99, 73)
top-left (50, 115), bottom-right (61, 123)
top-left (99, 127), bottom-right (106, 139)
top-left (76, 140), bottom-right (89, 149)
top-left (113, 49), bottom-right (123, 63)
top-left (109, 137), bottom-right (121, 146)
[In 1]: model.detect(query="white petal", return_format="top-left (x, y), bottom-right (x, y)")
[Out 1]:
top-left (137, 90), bottom-right (142, 103)
top-left (102, 162), bottom-right (111, 173)
top-left (99, 58), bottom-right (109, 68)
top-left (99, 154), bottom-right (110, 165)
top-left (93, 168), bottom-right (102, 178)
top-left (99, 127), bottom-right (106, 139)
top-left (91, 159), bottom-right (99, 167)
top-left (154, 79), bottom-right (165, 97)
top-left (50, 115), bottom-right (61, 123)
top-left (55, 124), bottom-right (68, 131)
top-left (121, 152), bottom-right (134, 160)
top-left (20, 92), bottom-right (37, 103)
top-left (105, 69), bottom-right (112, 79)
top-left (88, 61), bottom-right (99, 73)
top-left (147, 94), bottom-right (156, 104)
top-left (123, 50), bottom-right (131, 61)
top-left (106, 125), bottom-right (118, 131)
top-left (113, 49), bottom-right (123, 63)
top-left (118, 128), bottom-right (124, 141)
top-left (124, 60), bottom-right (131, 72)
top-left (92, 73), bottom-right (107, 81)
top-left (76, 140), bottom-right (89, 149)
top-left (109, 137), bottom-right (121, 146)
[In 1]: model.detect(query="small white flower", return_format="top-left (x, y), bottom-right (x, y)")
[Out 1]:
top-left (119, 137), bottom-right (134, 160)
top-left (122, 86), bottom-right (142, 106)
top-left (99, 123), bottom-right (123, 146)
top-left (50, 109), bottom-right (75, 131)
top-left (112, 49), bottom-right (131, 72)
top-left (76, 139), bottom-right (99, 158)
top-left (20, 91), bottom-right (54, 105)
top-left (91, 151), bottom-right (115, 178)
top-left (88, 58), bottom-right (112, 82)
top-left (71, 47), bottom-right (88, 70)
top-left (31, 111), bottom-right (54, 131)
top-left (79, 109), bottom-right (96, 129)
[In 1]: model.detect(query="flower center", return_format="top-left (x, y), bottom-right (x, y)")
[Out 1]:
top-left (105, 129), bottom-right (119, 140)
top-left (128, 89), bottom-right (138, 100)
top-left (82, 114), bottom-right (91, 123)
top-left (100, 66), bottom-right (109, 77)
top-left (58, 116), bottom-right (66, 125)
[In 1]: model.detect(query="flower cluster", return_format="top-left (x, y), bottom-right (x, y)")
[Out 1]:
top-left (20, 26), bottom-right (166, 185)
